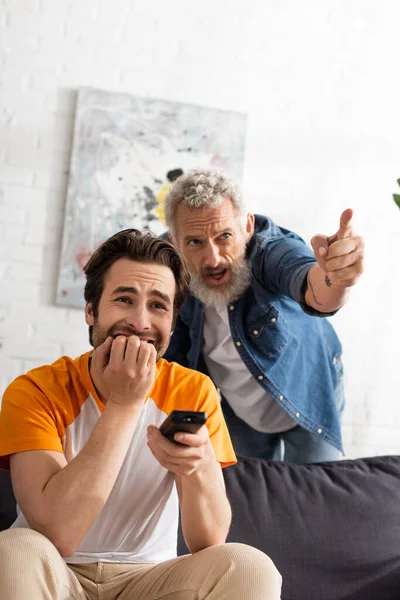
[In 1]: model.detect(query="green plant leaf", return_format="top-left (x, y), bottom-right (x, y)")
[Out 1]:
top-left (394, 194), bottom-right (400, 209)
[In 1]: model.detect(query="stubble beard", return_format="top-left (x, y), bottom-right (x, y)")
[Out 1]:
top-left (188, 254), bottom-right (252, 307)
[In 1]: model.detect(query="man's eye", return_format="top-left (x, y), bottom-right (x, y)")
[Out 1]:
top-left (188, 239), bottom-right (201, 247)
top-left (152, 302), bottom-right (167, 310)
top-left (115, 297), bottom-right (131, 304)
top-left (220, 232), bottom-right (232, 240)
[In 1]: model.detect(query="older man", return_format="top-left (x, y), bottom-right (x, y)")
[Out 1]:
top-left (163, 170), bottom-right (364, 463)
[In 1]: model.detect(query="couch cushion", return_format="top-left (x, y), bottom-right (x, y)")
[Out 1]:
top-left (0, 469), bottom-right (16, 531)
top-left (196, 456), bottom-right (400, 600)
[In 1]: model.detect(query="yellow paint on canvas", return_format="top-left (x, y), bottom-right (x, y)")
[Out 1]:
top-left (155, 183), bottom-right (172, 224)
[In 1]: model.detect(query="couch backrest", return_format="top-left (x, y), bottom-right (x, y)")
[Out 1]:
top-left (217, 456), bottom-right (400, 600)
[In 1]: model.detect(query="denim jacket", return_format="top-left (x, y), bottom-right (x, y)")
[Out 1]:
top-left (164, 215), bottom-right (344, 452)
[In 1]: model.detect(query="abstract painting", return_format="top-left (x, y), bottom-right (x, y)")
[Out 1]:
top-left (56, 87), bottom-right (247, 308)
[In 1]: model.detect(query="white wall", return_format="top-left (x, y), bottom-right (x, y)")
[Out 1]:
top-left (1, 0), bottom-right (399, 458)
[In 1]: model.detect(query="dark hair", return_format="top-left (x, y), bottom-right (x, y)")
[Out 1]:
top-left (83, 229), bottom-right (190, 345)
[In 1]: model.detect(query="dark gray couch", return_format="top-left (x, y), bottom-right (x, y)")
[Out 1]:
top-left (2, 455), bottom-right (400, 600)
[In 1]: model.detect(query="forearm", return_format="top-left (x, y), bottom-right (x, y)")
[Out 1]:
top-left (39, 402), bottom-right (142, 555)
top-left (305, 264), bottom-right (349, 313)
top-left (178, 460), bottom-right (231, 554)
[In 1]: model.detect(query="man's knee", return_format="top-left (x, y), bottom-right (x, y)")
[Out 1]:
top-left (0, 528), bottom-right (60, 571)
top-left (0, 528), bottom-right (80, 599)
top-left (205, 543), bottom-right (282, 591)
top-left (223, 543), bottom-right (280, 576)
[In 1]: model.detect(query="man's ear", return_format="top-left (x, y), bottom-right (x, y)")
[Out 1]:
top-left (85, 302), bottom-right (94, 326)
top-left (246, 213), bottom-right (255, 242)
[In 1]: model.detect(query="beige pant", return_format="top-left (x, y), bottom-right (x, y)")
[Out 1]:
top-left (0, 528), bottom-right (282, 599)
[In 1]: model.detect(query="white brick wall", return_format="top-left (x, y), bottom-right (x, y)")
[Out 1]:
top-left (1, 0), bottom-right (400, 458)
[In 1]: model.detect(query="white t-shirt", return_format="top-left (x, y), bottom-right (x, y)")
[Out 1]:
top-left (203, 304), bottom-right (297, 434)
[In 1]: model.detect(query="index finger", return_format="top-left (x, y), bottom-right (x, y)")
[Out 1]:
top-left (150, 426), bottom-right (200, 456)
top-left (174, 424), bottom-right (209, 446)
top-left (92, 336), bottom-right (112, 369)
top-left (123, 335), bottom-right (141, 364)
top-left (337, 208), bottom-right (354, 240)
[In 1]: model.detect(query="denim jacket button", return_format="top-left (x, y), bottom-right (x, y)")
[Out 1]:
top-left (258, 375), bottom-right (263, 380)
top-left (229, 305), bottom-right (235, 311)
top-left (253, 329), bottom-right (259, 335)
top-left (296, 412), bottom-right (300, 418)
top-left (317, 428), bottom-right (323, 434)
top-left (279, 395), bottom-right (283, 401)
top-left (333, 357), bottom-right (337, 365)
top-left (236, 341), bottom-right (241, 347)
top-left (271, 317), bottom-right (277, 323)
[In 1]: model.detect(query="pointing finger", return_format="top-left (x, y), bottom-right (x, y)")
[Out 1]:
top-left (337, 208), bottom-right (354, 240)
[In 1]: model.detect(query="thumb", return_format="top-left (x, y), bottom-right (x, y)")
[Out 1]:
top-left (310, 234), bottom-right (329, 270)
top-left (337, 208), bottom-right (354, 240)
top-left (93, 336), bottom-right (112, 369)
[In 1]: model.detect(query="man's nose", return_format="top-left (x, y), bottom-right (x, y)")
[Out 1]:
top-left (127, 306), bottom-right (151, 332)
top-left (203, 241), bottom-right (221, 268)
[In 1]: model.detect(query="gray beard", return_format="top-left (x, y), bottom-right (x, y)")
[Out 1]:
top-left (188, 257), bottom-right (252, 307)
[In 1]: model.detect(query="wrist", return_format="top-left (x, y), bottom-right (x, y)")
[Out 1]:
top-left (105, 396), bottom-right (143, 419)
top-left (108, 390), bottom-right (146, 406)
top-left (182, 454), bottom-right (218, 485)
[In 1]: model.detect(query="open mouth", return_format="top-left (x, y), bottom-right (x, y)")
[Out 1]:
top-left (203, 268), bottom-right (230, 287)
top-left (209, 269), bottom-right (226, 280)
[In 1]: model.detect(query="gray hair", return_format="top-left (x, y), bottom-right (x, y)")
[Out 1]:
top-left (164, 169), bottom-right (247, 232)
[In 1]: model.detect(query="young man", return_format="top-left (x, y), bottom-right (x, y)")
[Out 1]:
top-left (0, 230), bottom-right (281, 600)
top-left (163, 170), bottom-right (365, 463)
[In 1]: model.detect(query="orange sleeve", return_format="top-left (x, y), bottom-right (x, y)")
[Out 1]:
top-left (196, 376), bottom-right (237, 468)
top-left (152, 361), bottom-right (237, 468)
top-left (0, 376), bottom-right (64, 470)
